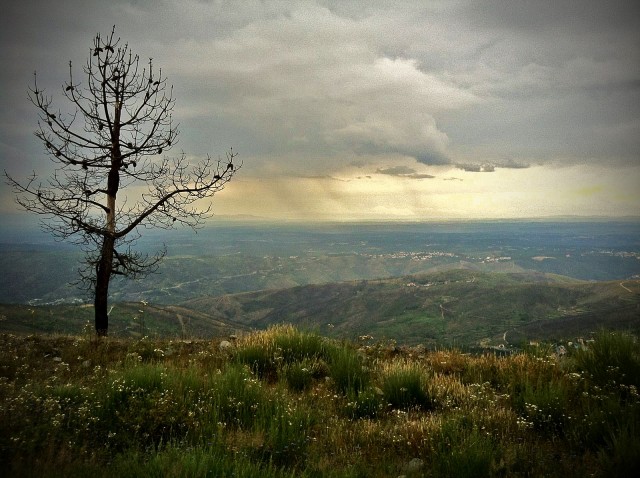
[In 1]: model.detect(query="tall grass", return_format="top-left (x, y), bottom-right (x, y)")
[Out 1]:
top-left (327, 345), bottom-right (370, 395)
top-left (1, 330), bottom-right (640, 476)
top-left (380, 360), bottom-right (432, 411)
top-left (235, 325), bottom-right (332, 381)
top-left (433, 423), bottom-right (496, 478)
top-left (573, 330), bottom-right (640, 388)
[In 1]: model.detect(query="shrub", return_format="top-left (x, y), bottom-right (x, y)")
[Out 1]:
top-left (3, 330), bottom-right (640, 477)
top-left (235, 325), bottom-right (331, 381)
top-left (110, 444), bottom-right (289, 478)
top-left (597, 420), bottom-right (640, 476)
top-left (95, 363), bottom-right (178, 449)
top-left (271, 326), bottom-right (329, 363)
top-left (235, 342), bottom-right (277, 380)
top-left (256, 399), bottom-right (315, 469)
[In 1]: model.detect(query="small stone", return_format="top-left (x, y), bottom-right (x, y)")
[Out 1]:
top-left (406, 458), bottom-right (424, 473)
top-left (82, 360), bottom-right (91, 368)
top-left (219, 340), bottom-right (233, 351)
top-left (52, 357), bottom-right (62, 362)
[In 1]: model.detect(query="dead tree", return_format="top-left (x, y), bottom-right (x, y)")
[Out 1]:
top-left (5, 27), bottom-right (238, 336)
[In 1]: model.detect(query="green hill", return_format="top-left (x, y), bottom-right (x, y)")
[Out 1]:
top-left (2, 270), bottom-right (638, 346)
top-left (0, 302), bottom-right (248, 339)
top-left (183, 269), bottom-right (640, 346)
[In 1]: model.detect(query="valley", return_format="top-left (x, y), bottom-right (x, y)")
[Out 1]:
top-left (1, 220), bottom-right (639, 347)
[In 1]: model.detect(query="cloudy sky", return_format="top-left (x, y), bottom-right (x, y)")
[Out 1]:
top-left (1, 0), bottom-right (639, 222)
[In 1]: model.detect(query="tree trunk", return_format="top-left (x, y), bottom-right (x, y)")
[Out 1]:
top-left (94, 162), bottom-right (119, 336)
top-left (94, 234), bottom-right (114, 336)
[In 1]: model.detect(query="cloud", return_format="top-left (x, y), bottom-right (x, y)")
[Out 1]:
top-left (300, 175), bottom-right (350, 182)
top-left (455, 158), bottom-right (531, 173)
top-left (571, 185), bottom-right (604, 197)
top-left (497, 159), bottom-right (530, 169)
top-left (376, 166), bottom-right (435, 179)
top-left (455, 163), bottom-right (496, 173)
top-left (150, 5), bottom-right (481, 168)
top-left (376, 166), bottom-right (417, 176)
top-left (210, 163), bottom-right (640, 221)
top-left (4, 0), bottom-right (638, 175)
top-left (1, 1), bottom-right (639, 221)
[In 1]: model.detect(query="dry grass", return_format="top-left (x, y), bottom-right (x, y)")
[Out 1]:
top-left (1, 328), bottom-right (639, 476)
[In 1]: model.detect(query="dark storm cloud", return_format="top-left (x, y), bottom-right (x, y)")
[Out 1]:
top-left (1, 0), bottom-right (638, 182)
top-left (465, 0), bottom-right (640, 34)
top-left (437, 0), bottom-right (640, 167)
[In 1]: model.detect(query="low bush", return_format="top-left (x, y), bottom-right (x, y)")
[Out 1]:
top-left (210, 363), bottom-right (266, 429)
top-left (235, 325), bottom-right (330, 381)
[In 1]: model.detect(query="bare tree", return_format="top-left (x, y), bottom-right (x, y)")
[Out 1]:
top-left (5, 27), bottom-right (238, 336)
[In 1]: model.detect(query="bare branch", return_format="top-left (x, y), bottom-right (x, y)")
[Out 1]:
top-left (5, 27), bottom-right (240, 335)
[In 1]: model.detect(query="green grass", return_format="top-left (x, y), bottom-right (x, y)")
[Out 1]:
top-left (1, 328), bottom-right (640, 476)
top-left (327, 344), bottom-right (370, 395)
top-left (573, 330), bottom-right (640, 388)
top-left (380, 360), bottom-right (433, 411)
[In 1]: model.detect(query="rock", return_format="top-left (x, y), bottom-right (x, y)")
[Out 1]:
top-left (406, 458), bottom-right (424, 473)
top-left (219, 340), bottom-right (233, 351)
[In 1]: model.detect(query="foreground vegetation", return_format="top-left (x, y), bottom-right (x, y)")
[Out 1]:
top-left (1, 326), bottom-right (639, 476)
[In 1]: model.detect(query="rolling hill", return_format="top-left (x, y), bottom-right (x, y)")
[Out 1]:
top-left (2, 270), bottom-right (638, 346)
top-left (0, 302), bottom-right (249, 339)
top-left (181, 269), bottom-right (640, 346)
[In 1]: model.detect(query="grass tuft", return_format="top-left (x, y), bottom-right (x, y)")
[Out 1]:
top-left (380, 360), bottom-right (432, 411)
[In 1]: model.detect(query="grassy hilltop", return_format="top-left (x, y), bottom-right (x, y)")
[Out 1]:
top-left (1, 326), bottom-right (639, 476)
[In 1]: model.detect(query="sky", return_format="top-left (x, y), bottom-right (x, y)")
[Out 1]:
top-left (1, 0), bottom-right (639, 222)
